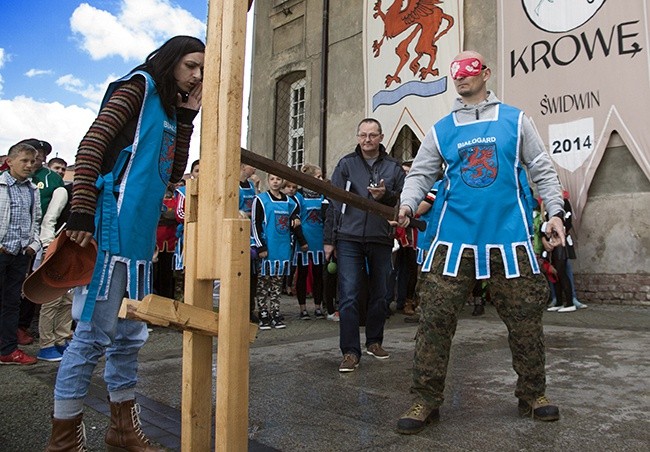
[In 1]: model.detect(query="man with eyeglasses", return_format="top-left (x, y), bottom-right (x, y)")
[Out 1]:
top-left (324, 118), bottom-right (405, 373)
top-left (395, 51), bottom-right (566, 433)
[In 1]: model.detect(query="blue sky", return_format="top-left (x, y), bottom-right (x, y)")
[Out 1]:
top-left (0, 0), bottom-right (252, 169)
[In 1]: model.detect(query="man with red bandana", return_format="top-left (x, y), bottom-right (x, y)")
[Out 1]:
top-left (395, 51), bottom-right (566, 434)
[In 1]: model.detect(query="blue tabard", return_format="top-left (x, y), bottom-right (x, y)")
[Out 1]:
top-left (254, 191), bottom-right (295, 277)
top-left (422, 104), bottom-right (538, 279)
top-left (79, 70), bottom-right (177, 321)
top-left (239, 179), bottom-right (256, 215)
top-left (239, 180), bottom-right (257, 247)
top-left (292, 192), bottom-right (325, 266)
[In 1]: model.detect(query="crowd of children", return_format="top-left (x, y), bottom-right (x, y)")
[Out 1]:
top-left (247, 163), bottom-right (340, 329)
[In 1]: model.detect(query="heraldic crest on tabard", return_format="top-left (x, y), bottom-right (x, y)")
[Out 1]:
top-left (372, 0), bottom-right (455, 88)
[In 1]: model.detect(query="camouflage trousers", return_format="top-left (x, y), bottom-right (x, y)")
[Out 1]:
top-left (413, 248), bottom-right (549, 407)
top-left (255, 275), bottom-right (283, 314)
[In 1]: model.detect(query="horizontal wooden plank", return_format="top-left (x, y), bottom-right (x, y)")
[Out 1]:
top-left (118, 294), bottom-right (258, 343)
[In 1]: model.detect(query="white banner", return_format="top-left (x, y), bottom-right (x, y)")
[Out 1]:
top-left (363, 0), bottom-right (464, 148)
top-left (499, 0), bottom-right (650, 222)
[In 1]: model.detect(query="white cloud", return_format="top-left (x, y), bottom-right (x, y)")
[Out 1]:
top-left (56, 73), bottom-right (115, 109)
top-left (0, 95), bottom-right (201, 173)
top-left (0, 96), bottom-right (96, 164)
top-left (25, 69), bottom-right (53, 78)
top-left (70, 0), bottom-right (205, 62)
top-left (56, 74), bottom-right (84, 89)
top-left (0, 0), bottom-right (208, 173)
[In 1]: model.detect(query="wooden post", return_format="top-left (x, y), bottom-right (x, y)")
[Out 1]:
top-left (181, 179), bottom-right (215, 451)
top-left (181, 0), bottom-right (250, 450)
top-left (208, 3), bottom-right (250, 448)
top-left (215, 220), bottom-right (251, 451)
top-left (197, 0), bottom-right (247, 279)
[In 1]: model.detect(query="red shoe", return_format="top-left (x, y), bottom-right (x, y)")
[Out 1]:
top-left (0, 349), bottom-right (38, 365)
top-left (17, 328), bottom-right (34, 345)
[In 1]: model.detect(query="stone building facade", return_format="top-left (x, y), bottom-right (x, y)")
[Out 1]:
top-left (247, 0), bottom-right (649, 305)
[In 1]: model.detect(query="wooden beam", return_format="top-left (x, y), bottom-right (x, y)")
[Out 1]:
top-left (215, 219), bottom-right (252, 452)
top-left (196, 0), bottom-right (247, 280)
top-left (240, 148), bottom-right (426, 231)
top-left (119, 296), bottom-right (216, 334)
top-left (192, 0), bottom-right (251, 450)
top-left (181, 178), bottom-right (217, 452)
top-left (118, 295), bottom-right (257, 342)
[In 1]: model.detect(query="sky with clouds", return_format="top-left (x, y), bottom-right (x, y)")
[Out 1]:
top-left (0, 0), bottom-right (252, 170)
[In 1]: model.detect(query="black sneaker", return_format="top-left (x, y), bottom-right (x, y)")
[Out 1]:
top-left (258, 311), bottom-right (272, 330)
top-left (250, 312), bottom-right (259, 324)
top-left (299, 310), bottom-right (311, 320)
top-left (314, 308), bottom-right (325, 319)
top-left (271, 313), bottom-right (286, 329)
top-left (518, 396), bottom-right (560, 421)
top-left (397, 402), bottom-right (440, 434)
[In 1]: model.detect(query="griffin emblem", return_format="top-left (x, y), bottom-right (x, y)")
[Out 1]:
top-left (459, 144), bottom-right (498, 188)
top-left (372, 0), bottom-right (455, 88)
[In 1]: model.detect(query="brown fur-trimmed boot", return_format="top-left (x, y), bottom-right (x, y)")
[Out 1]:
top-left (105, 399), bottom-right (163, 452)
top-left (45, 413), bottom-right (87, 452)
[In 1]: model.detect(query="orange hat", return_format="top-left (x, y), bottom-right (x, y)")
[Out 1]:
top-left (22, 233), bottom-right (97, 304)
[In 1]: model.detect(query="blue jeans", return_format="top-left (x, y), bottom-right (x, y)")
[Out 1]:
top-left (0, 253), bottom-right (31, 355)
top-left (54, 262), bottom-right (148, 401)
top-left (566, 259), bottom-right (578, 298)
top-left (336, 240), bottom-right (392, 357)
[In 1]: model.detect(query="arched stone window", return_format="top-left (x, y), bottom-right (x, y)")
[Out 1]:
top-left (274, 72), bottom-right (306, 169)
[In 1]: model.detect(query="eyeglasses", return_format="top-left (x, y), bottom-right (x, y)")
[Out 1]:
top-left (357, 133), bottom-right (381, 140)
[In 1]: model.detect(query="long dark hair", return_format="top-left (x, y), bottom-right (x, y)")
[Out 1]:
top-left (133, 35), bottom-right (205, 117)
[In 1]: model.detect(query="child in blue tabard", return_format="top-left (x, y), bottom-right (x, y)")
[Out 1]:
top-left (251, 174), bottom-right (306, 329)
top-left (239, 163), bottom-right (259, 323)
top-left (280, 180), bottom-right (299, 297)
top-left (293, 163), bottom-right (327, 320)
top-left (239, 163), bottom-right (257, 218)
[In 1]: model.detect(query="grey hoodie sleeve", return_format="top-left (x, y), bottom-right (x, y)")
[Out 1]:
top-left (519, 115), bottom-right (564, 217)
top-left (399, 128), bottom-right (443, 215)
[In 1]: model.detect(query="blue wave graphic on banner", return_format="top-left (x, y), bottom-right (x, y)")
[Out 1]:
top-left (372, 77), bottom-right (448, 111)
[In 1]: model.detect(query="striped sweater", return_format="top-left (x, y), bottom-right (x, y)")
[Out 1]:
top-left (68, 75), bottom-right (195, 233)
